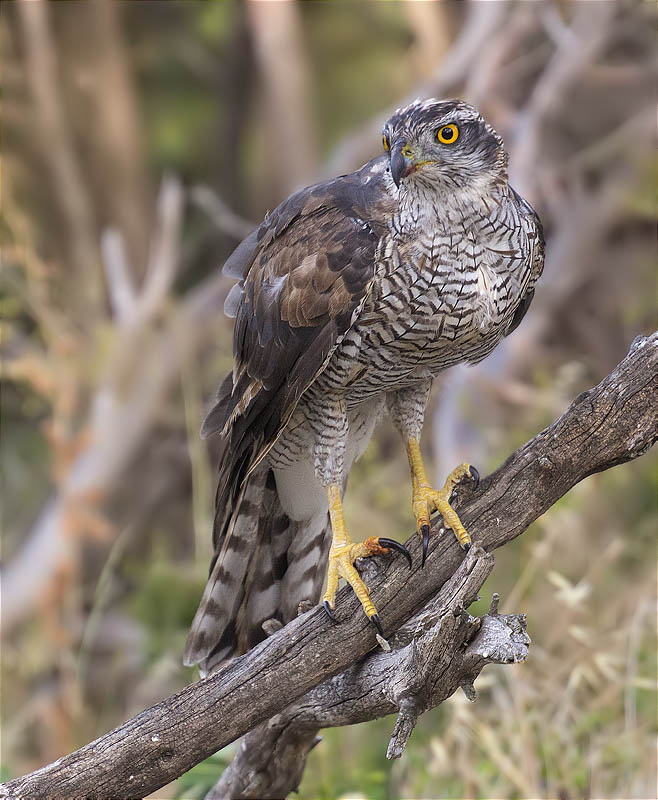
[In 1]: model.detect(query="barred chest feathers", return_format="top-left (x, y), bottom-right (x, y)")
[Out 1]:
top-left (334, 187), bottom-right (532, 393)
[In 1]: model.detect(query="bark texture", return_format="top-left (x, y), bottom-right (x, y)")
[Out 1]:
top-left (209, 551), bottom-right (530, 799)
top-left (2, 333), bottom-right (656, 800)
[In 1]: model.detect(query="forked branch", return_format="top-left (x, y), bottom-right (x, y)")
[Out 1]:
top-left (2, 333), bottom-right (656, 800)
top-left (208, 552), bottom-right (530, 800)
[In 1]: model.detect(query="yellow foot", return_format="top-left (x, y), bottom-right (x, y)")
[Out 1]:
top-left (322, 486), bottom-right (411, 635)
top-left (407, 441), bottom-right (479, 564)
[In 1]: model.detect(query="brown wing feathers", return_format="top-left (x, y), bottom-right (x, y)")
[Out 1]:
top-left (205, 159), bottom-right (393, 500)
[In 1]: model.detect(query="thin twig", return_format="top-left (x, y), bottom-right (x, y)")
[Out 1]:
top-left (189, 185), bottom-right (256, 240)
top-left (101, 228), bottom-right (137, 325)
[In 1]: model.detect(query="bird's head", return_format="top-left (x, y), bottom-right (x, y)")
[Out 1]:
top-left (382, 99), bottom-right (508, 194)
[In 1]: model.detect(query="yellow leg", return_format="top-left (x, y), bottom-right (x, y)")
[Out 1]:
top-left (322, 484), bottom-right (410, 634)
top-left (406, 438), bottom-right (478, 562)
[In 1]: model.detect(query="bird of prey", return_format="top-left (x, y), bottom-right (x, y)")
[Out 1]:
top-left (185, 98), bottom-right (544, 676)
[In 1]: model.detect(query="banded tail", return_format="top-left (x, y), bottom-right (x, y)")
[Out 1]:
top-left (184, 464), bottom-right (330, 676)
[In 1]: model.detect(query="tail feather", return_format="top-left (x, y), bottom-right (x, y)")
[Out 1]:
top-left (184, 466), bottom-right (331, 676)
top-left (279, 516), bottom-right (331, 623)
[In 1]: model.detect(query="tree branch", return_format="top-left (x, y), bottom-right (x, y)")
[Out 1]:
top-left (209, 552), bottom-right (530, 799)
top-left (2, 333), bottom-right (656, 800)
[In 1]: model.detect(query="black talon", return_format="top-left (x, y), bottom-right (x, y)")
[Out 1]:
top-left (468, 465), bottom-right (480, 488)
top-left (370, 613), bottom-right (384, 637)
top-left (463, 542), bottom-right (471, 552)
top-left (378, 537), bottom-right (412, 569)
top-left (421, 525), bottom-right (430, 567)
top-left (323, 600), bottom-right (339, 623)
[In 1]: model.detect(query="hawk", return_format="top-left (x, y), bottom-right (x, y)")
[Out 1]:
top-left (185, 99), bottom-right (544, 676)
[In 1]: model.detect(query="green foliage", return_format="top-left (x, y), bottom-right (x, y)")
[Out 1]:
top-left (127, 555), bottom-right (205, 662)
top-left (174, 749), bottom-right (235, 800)
top-left (297, 720), bottom-right (397, 800)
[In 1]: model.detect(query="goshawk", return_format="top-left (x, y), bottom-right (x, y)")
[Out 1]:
top-left (185, 99), bottom-right (544, 675)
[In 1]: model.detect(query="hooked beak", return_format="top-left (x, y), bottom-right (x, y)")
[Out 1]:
top-left (390, 142), bottom-right (415, 188)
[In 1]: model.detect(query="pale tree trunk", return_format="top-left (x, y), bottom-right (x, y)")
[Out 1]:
top-left (17, 0), bottom-right (104, 324)
top-left (403, 0), bottom-right (455, 80)
top-left (245, 0), bottom-right (318, 199)
top-left (81, 0), bottom-right (153, 280)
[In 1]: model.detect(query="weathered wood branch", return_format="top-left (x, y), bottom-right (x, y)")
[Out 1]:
top-left (2, 333), bottom-right (656, 800)
top-left (208, 550), bottom-right (530, 799)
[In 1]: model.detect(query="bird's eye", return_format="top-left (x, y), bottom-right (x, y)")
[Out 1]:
top-left (437, 124), bottom-right (459, 144)
top-left (382, 134), bottom-right (390, 152)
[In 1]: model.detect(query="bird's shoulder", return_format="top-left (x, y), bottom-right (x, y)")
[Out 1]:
top-left (224, 156), bottom-right (395, 315)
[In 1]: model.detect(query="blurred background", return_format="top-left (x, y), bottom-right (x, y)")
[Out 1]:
top-left (1, 1), bottom-right (656, 798)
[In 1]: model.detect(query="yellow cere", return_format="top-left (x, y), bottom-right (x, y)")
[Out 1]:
top-left (437, 123), bottom-right (459, 144)
top-left (382, 134), bottom-right (390, 152)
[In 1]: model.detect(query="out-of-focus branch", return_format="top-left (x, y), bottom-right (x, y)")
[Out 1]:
top-left (463, 4), bottom-right (540, 108)
top-left (509, 0), bottom-right (616, 196)
top-left (326, 0), bottom-right (510, 175)
top-left (190, 185), bottom-right (256, 241)
top-left (403, 0), bottom-right (453, 80)
top-left (2, 333), bottom-right (656, 799)
top-left (101, 229), bottom-right (136, 324)
top-left (137, 175), bottom-right (182, 325)
top-left (17, 0), bottom-right (104, 322)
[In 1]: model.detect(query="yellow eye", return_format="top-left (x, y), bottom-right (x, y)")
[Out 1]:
top-left (382, 134), bottom-right (390, 152)
top-left (437, 123), bottom-right (459, 144)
